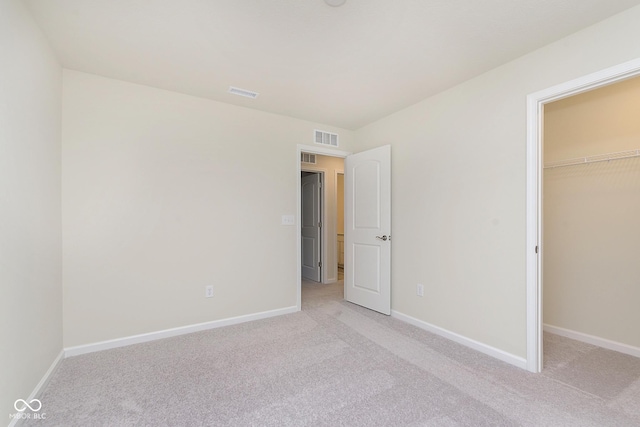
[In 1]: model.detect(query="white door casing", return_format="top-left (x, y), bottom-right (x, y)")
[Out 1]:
top-left (301, 173), bottom-right (321, 282)
top-left (345, 145), bottom-right (391, 315)
top-left (526, 58), bottom-right (640, 373)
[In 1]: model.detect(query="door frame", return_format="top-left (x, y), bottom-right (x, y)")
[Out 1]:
top-left (300, 170), bottom-right (324, 283)
top-left (525, 57), bottom-right (640, 373)
top-left (297, 144), bottom-right (351, 310)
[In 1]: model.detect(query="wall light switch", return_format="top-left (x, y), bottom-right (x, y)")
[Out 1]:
top-left (281, 215), bottom-right (295, 226)
top-left (205, 285), bottom-right (214, 298)
top-left (417, 284), bottom-right (424, 297)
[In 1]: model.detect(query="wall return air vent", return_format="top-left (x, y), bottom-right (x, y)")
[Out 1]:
top-left (314, 129), bottom-right (339, 147)
top-left (301, 152), bottom-right (317, 164)
top-left (228, 86), bottom-right (259, 99)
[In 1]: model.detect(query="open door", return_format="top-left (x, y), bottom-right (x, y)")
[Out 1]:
top-left (301, 172), bottom-right (322, 282)
top-left (345, 145), bottom-right (391, 315)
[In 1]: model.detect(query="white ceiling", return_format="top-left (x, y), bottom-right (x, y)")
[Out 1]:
top-left (25, 0), bottom-right (640, 130)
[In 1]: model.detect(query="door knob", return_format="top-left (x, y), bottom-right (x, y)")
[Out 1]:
top-left (376, 235), bottom-right (388, 241)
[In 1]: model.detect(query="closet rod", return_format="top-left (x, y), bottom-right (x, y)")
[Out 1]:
top-left (544, 149), bottom-right (640, 169)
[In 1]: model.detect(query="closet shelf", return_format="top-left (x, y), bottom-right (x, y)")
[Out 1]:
top-left (544, 149), bottom-right (640, 169)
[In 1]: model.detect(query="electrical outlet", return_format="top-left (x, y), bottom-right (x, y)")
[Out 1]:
top-left (417, 284), bottom-right (424, 297)
top-left (205, 285), bottom-right (214, 298)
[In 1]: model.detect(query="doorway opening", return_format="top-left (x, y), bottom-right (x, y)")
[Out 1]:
top-left (526, 58), bottom-right (640, 373)
top-left (296, 145), bottom-right (349, 311)
top-left (543, 75), bottom-right (640, 366)
top-left (297, 144), bottom-right (392, 315)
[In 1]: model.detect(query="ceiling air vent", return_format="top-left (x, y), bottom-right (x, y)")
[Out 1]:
top-left (301, 152), bottom-right (317, 164)
top-left (314, 129), bottom-right (338, 147)
top-left (228, 86), bottom-right (259, 99)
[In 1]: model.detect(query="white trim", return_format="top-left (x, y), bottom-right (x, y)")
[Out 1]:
top-left (525, 91), bottom-right (543, 373)
top-left (296, 144), bottom-right (350, 311)
top-left (8, 350), bottom-right (65, 427)
top-left (65, 306), bottom-right (298, 357)
top-left (31, 350), bottom-right (64, 398)
top-left (544, 324), bottom-right (640, 359)
top-left (526, 57), bottom-right (640, 373)
top-left (298, 144), bottom-right (350, 158)
top-left (391, 310), bottom-right (527, 370)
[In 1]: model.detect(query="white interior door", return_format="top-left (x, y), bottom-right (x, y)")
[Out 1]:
top-left (345, 145), bottom-right (391, 315)
top-left (301, 172), bottom-right (321, 282)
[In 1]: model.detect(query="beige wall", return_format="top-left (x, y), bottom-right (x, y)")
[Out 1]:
top-left (62, 70), bottom-right (354, 347)
top-left (544, 76), bottom-right (640, 348)
top-left (544, 76), bottom-right (640, 162)
top-left (0, 0), bottom-right (63, 416)
top-left (353, 5), bottom-right (640, 358)
top-left (301, 155), bottom-right (344, 283)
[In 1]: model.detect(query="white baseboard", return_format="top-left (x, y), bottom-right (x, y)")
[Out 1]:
top-left (65, 306), bottom-right (299, 358)
top-left (391, 310), bottom-right (528, 370)
top-left (30, 350), bottom-right (64, 399)
top-left (544, 324), bottom-right (640, 358)
top-left (8, 349), bottom-right (64, 427)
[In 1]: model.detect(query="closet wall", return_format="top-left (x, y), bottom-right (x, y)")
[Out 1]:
top-left (544, 76), bottom-right (640, 349)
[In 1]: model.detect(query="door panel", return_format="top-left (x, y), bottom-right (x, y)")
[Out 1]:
top-left (302, 237), bottom-right (316, 271)
top-left (301, 173), bottom-right (321, 282)
top-left (345, 145), bottom-right (391, 315)
top-left (354, 162), bottom-right (381, 228)
top-left (353, 244), bottom-right (380, 292)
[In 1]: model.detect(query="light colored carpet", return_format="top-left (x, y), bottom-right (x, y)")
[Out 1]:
top-left (22, 280), bottom-right (640, 426)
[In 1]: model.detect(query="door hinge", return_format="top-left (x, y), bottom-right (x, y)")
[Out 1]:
top-left (319, 261), bottom-right (322, 267)
top-left (535, 245), bottom-right (538, 254)
top-left (318, 221), bottom-right (322, 228)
